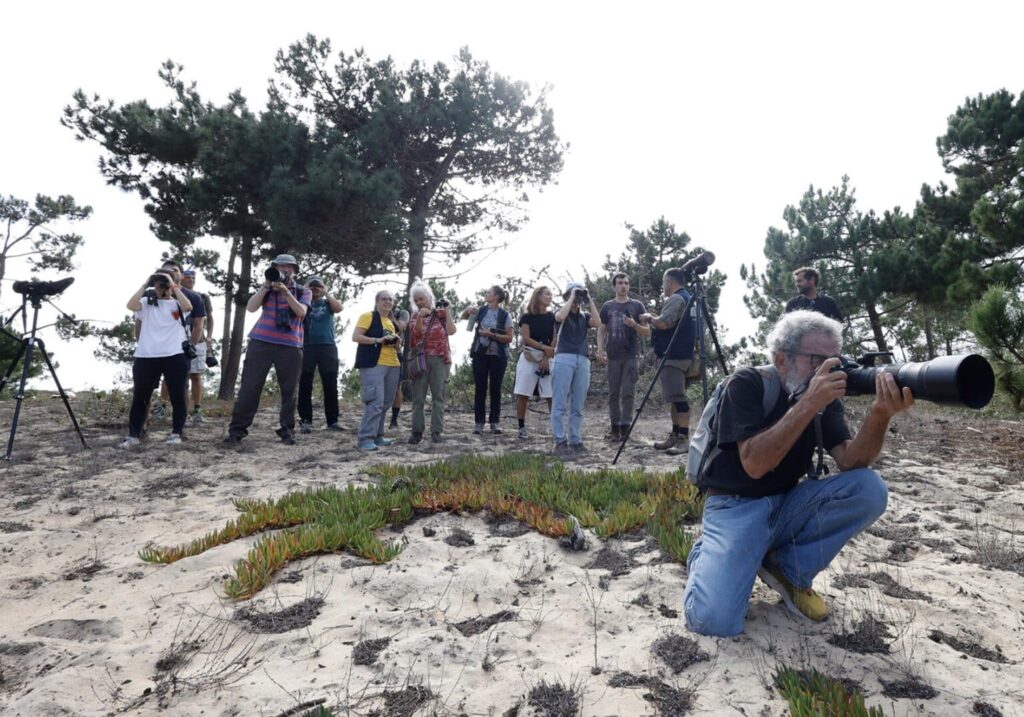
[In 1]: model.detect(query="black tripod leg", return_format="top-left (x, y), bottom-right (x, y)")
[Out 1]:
top-left (6, 339), bottom-right (35, 460)
top-left (35, 338), bottom-right (88, 450)
top-left (700, 295), bottom-right (730, 375)
top-left (0, 338), bottom-right (28, 393)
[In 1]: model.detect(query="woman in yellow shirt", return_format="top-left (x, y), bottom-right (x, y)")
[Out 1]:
top-left (352, 290), bottom-right (402, 451)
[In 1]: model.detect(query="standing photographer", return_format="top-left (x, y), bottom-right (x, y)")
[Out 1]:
top-left (223, 254), bottom-right (311, 446)
top-left (298, 276), bottom-right (343, 433)
top-left (462, 286), bottom-right (514, 435)
top-left (551, 282), bottom-right (601, 455)
top-left (149, 260), bottom-right (207, 422)
top-left (641, 268), bottom-right (696, 456)
top-left (407, 280), bottom-right (456, 444)
top-left (513, 286), bottom-right (557, 440)
top-left (352, 290), bottom-right (403, 451)
top-left (598, 272), bottom-right (649, 440)
top-left (122, 270), bottom-right (193, 447)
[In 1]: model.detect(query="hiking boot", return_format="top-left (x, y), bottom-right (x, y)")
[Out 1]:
top-left (431, 432), bottom-right (443, 444)
top-left (409, 432), bottom-right (423, 445)
top-left (517, 426), bottom-right (529, 440)
top-left (604, 425), bottom-right (621, 441)
top-left (222, 434), bottom-right (243, 446)
top-left (327, 423), bottom-right (344, 432)
top-left (618, 425), bottom-right (632, 441)
top-left (757, 565), bottom-right (828, 622)
top-left (190, 408), bottom-right (205, 425)
top-left (276, 427), bottom-right (296, 445)
top-left (570, 442), bottom-right (586, 455)
top-left (654, 433), bottom-right (679, 450)
top-left (666, 440), bottom-right (690, 456)
top-left (374, 436), bottom-right (393, 447)
top-left (490, 423), bottom-right (502, 434)
top-left (299, 421), bottom-right (313, 434)
top-left (165, 433), bottom-right (182, 445)
top-left (473, 423), bottom-right (484, 435)
top-left (553, 441), bottom-right (572, 457)
top-left (119, 436), bottom-right (140, 449)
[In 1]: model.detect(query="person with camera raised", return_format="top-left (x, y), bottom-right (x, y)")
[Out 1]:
top-left (298, 276), bottom-right (343, 434)
top-left (223, 254), bottom-right (311, 446)
top-left (598, 272), bottom-right (650, 440)
top-left (641, 268), bottom-right (696, 456)
top-left (180, 268), bottom-right (214, 423)
top-left (513, 286), bottom-right (558, 440)
top-left (122, 269), bottom-right (193, 447)
top-left (406, 280), bottom-right (456, 444)
top-left (683, 310), bottom-right (912, 637)
top-left (352, 290), bottom-right (403, 451)
top-left (461, 286), bottom-right (514, 435)
top-left (551, 282), bottom-right (601, 455)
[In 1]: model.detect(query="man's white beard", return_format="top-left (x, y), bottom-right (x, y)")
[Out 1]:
top-left (783, 369), bottom-right (811, 396)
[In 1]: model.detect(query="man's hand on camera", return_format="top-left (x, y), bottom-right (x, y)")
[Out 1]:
top-left (802, 358), bottom-right (847, 411)
top-left (871, 372), bottom-right (914, 419)
top-left (270, 281), bottom-right (287, 293)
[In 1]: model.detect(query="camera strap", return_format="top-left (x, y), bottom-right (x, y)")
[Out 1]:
top-left (174, 301), bottom-right (191, 343)
top-left (807, 412), bottom-right (829, 480)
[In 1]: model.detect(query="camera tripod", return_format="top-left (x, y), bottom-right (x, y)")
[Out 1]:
top-left (612, 272), bottom-right (729, 464)
top-left (0, 279), bottom-right (88, 461)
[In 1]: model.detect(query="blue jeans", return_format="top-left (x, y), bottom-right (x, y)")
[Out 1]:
top-left (551, 353), bottom-right (590, 444)
top-left (683, 469), bottom-right (888, 637)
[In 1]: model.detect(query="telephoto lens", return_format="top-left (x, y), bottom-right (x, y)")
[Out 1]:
top-left (265, 266), bottom-right (284, 283)
top-left (837, 354), bottom-right (995, 409)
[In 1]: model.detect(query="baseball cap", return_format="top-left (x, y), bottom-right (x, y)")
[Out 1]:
top-left (305, 275), bottom-right (325, 288)
top-left (183, 269), bottom-right (196, 277)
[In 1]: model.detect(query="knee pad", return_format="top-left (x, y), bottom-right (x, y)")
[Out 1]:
top-left (674, 400), bottom-right (690, 413)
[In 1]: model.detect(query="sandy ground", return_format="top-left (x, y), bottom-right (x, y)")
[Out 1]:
top-left (0, 391), bottom-right (1022, 716)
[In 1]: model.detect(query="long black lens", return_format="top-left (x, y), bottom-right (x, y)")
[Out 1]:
top-left (265, 267), bottom-right (283, 283)
top-left (843, 354), bottom-right (995, 409)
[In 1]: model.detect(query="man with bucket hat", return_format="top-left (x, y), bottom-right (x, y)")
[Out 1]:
top-left (223, 254), bottom-right (312, 446)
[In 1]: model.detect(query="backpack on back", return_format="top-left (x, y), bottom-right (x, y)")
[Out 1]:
top-left (686, 365), bottom-right (781, 487)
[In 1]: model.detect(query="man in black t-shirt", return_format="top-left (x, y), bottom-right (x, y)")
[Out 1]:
top-left (683, 310), bottom-right (913, 637)
top-left (784, 266), bottom-right (843, 322)
top-left (598, 272), bottom-right (649, 440)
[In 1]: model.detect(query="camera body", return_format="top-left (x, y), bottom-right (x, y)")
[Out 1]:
top-left (265, 266), bottom-right (285, 284)
top-left (182, 341), bottom-right (198, 360)
top-left (144, 289), bottom-right (159, 306)
top-left (381, 333), bottom-right (400, 346)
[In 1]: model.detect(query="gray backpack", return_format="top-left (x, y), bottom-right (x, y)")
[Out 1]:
top-left (686, 365), bottom-right (781, 487)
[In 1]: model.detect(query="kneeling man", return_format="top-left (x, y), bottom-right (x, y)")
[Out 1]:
top-left (683, 310), bottom-right (913, 636)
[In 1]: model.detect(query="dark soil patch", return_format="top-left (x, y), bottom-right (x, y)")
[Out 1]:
top-left (896, 512), bottom-right (921, 523)
top-left (828, 615), bottom-right (893, 654)
top-left (0, 642), bottom-right (40, 656)
top-left (143, 471), bottom-right (203, 498)
top-left (657, 603), bottom-right (679, 619)
top-left (867, 524), bottom-right (919, 541)
top-left (453, 610), bottom-right (516, 637)
top-left (235, 596), bottom-right (324, 634)
top-left (486, 512), bottom-right (531, 538)
top-left (584, 546), bottom-right (638, 577)
top-left (651, 634), bottom-right (709, 673)
top-left (12, 496), bottom-right (41, 510)
top-left (352, 637), bottom-right (390, 666)
top-left (928, 630), bottom-right (1008, 663)
top-left (0, 521), bottom-right (31, 533)
top-left (278, 570), bottom-right (303, 584)
top-left (528, 680), bottom-right (580, 717)
top-left (369, 685), bottom-right (434, 717)
top-left (973, 702), bottom-right (1004, 717)
top-left (422, 526), bottom-right (436, 537)
top-left (155, 640), bottom-right (200, 673)
top-left (631, 593), bottom-right (653, 608)
top-left (608, 672), bottom-right (693, 716)
top-left (880, 677), bottom-right (938, 700)
top-left (63, 560), bottom-right (106, 582)
top-left (444, 527), bottom-right (475, 547)
top-left (885, 540), bottom-right (919, 562)
top-left (837, 571), bottom-right (933, 602)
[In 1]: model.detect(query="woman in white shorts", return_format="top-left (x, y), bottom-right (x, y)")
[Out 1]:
top-left (514, 286), bottom-right (557, 440)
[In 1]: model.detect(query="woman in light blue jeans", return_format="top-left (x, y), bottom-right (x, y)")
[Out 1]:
top-left (550, 282), bottom-right (601, 452)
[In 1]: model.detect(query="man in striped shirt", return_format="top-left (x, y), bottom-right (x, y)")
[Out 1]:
top-left (223, 254), bottom-right (312, 446)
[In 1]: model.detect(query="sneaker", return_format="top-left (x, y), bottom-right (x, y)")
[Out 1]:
top-left (473, 423), bottom-right (484, 435)
top-left (654, 433), bottom-right (680, 451)
top-left (409, 432), bottom-right (423, 445)
top-left (618, 425), bottom-right (632, 441)
top-left (490, 423), bottom-right (502, 434)
top-left (165, 433), bottom-right (182, 445)
top-left (191, 408), bottom-right (205, 425)
top-left (151, 404), bottom-right (166, 419)
top-left (327, 423), bottom-right (344, 432)
top-left (275, 427), bottom-right (296, 445)
top-left (517, 427), bottom-right (529, 440)
top-left (757, 565), bottom-right (828, 622)
top-left (119, 436), bottom-right (140, 449)
top-left (666, 441), bottom-right (690, 456)
top-left (358, 440), bottom-right (379, 452)
top-left (299, 421), bottom-right (313, 434)
top-left (570, 442), bottom-right (586, 455)
top-left (222, 434), bottom-right (243, 446)
top-left (431, 432), bottom-right (443, 444)
top-left (604, 425), bottom-right (621, 441)
top-left (553, 441), bottom-right (572, 457)
top-left (374, 436), bottom-right (393, 447)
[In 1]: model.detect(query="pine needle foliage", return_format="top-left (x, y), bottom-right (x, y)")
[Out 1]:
top-left (140, 454), bottom-right (702, 600)
top-left (774, 666), bottom-right (884, 717)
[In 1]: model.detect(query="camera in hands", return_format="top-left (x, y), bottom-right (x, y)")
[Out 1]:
top-left (832, 352), bottom-right (995, 409)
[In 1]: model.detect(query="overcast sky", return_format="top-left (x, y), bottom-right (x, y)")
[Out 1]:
top-left (2, 0), bottom-right (1022, 391)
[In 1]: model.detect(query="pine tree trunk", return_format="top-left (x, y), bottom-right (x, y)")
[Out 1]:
top-left (218, 235), bottom-right (253, 400)
top-left (923, 314), bottom-right (936, 359)
top-left (406, 208), bottom-right (427, 299)
top-left (866, 302), bottom-right (889, 355)
top-left (220, 237), bottom-right (238, 370)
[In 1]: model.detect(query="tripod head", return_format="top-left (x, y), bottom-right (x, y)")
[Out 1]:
top-left (12, 277), bottom-right (74, 307)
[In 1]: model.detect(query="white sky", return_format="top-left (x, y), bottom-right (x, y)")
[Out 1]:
top-left (2, 0), bottom-right (1022, 391)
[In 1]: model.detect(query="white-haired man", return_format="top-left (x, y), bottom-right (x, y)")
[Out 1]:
top-left (683, 310), bottom-right (913, 636)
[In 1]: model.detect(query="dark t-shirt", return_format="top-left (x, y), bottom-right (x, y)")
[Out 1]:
top-left (180, 287), bottom-right (207, 324)
top-left (555, 311), bottom-right (591, 356)
top-left (599, 299), bottom-right (645, 360)
top-left (704, 367), bottom-right (851, 497)
top-left (519, 313), bottom-right (556, 347)
top-left (785, 294), bottom-right (843, 322)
